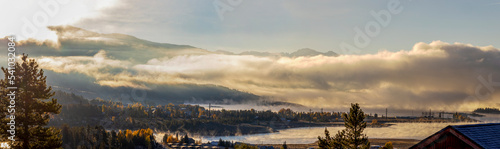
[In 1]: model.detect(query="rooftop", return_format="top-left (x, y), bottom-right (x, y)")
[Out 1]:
top-left (451, 123), bottom-right (500, 149)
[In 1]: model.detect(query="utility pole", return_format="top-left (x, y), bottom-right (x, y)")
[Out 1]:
top-left (208, 103), bottom-right (211, 119)
top-left (309, 109), bottom-right (312, 124)
top-left (386, 108), bottom-right (388, 120)
top-left (321, 108), bottom-right (323, 113)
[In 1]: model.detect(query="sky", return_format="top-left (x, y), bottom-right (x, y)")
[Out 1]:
top-left (1, 0), bottom-right (500, 53)
top-left (1, 0), bottom-right (500, 112)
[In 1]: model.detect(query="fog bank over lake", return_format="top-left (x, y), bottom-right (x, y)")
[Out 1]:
top-left (198, 114), bottom-right (500, 144)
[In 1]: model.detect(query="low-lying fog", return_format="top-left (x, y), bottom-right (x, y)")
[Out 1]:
top-left (200, 122), bottom-right (477, 144)
top-left (190, 103), bottom-right (469, 117)
top-left (154, 113), bottom-right (500, 144)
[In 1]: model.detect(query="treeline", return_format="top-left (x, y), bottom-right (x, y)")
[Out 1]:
top-left (277, 108), bottom-right (344, 122)
top-left (52, 99), bottom-right (279, 135)
top-left (50, 91), bottom-right (351, 135)
top-left (61, 124), bottom-right (161, 149)
top-left (53, 91), bottom-right (88, 105)
top-left (217, 138), bottom-right (235, 148)
top-left (473, 107), bottom-right (500, 114)
top-left (161, 133), bottom-right (195, 144)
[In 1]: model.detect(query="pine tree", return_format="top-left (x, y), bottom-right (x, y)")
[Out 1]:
top-left (99, 126), bottom-right (109, 148)
top-left (0, 54), bottom-right (62, 148)
top-left (281, 141), bottom-right (288, 149)
top-left (183, 134), bottom-right (189, 143)
top-left (343, 103), bottom-right (370, 149)
top-left (318, 128), bottom-right (346, 148)
top-left (318, 128), bottom-right (332, 148)
top-left (162, 134), bottom-right (167, 143)
top-left (218, 138), bottom-right (223, 146)
top-left (61, 124), bottom-right (70, 145)
top-left (110, 130), bottom-right (118, 148)
top-left (318, 103), bottom-right (370, 149)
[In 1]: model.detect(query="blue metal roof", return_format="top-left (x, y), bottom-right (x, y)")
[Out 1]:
top-left (451, 123), bottom-right (500, 149)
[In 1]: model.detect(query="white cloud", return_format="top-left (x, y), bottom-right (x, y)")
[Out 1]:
top-left (0, 0), bottom-right (116, 41)
top-left (33, 39), bottom-right (500, 111)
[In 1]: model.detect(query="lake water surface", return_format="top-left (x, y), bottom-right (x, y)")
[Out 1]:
top-left (152, 114), bottom-right (500, 144)
top-left (199, 114), bottom-right (500, 144)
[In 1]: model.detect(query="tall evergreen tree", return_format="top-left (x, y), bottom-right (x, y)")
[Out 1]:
top-left (0, 54), bottom-right (62, 148)
top-left (61, 124), bottom-right (70, 144)
top-left (342, 103), bottom-right (370, 149)
top-left (281, 141), bottom-right (288, 149)
top-left (218, 138), bottom-right (223, 146)
top-left (162, 134), bottom-right (169, 144)
top-left (110, 130), bottom-right (118, 147)
top-left (183, 134), bottom-right (189, 143)
top-left (318, 103), bottom-right (370, 149)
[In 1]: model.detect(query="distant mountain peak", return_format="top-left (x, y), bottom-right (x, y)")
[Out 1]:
top-left (297, 48), bottom-right (317, 52)
top-left (287, 48), bottom-right (320, 56)
top-left (233, 48), bottom-right (338, 57)
top-left (214, 50), bottom-right (235, 55)
top-left (285, 48), bottom-right (338, 57)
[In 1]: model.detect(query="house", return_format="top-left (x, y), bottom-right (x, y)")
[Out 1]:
top-left (410, 123), bottom-right (500, 149)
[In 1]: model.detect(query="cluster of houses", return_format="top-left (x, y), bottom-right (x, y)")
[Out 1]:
top-left (162, 141), bottom-right (277, 149)
top-left (163, 142), bottom-right (220, 149)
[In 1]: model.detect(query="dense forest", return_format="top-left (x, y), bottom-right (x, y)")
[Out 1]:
top-left (50, 91), bottom-right (347, 136)
top-left (474, 107), bottom-right (500, 114)
top-left (61, 125), bottom-right (162, 149)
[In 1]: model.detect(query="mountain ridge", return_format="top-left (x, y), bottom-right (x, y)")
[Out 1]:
top-left (215, 48), bottom-right (338, 57)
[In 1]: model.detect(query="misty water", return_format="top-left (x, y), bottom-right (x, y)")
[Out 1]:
top-left (199, 123), bottom-right (465, 144)
top-left (157, 104), bottom-right (500, 144)
top-left (196, 114), bottom-right (500, 144)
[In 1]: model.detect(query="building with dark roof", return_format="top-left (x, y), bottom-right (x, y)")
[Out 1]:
top-left (410, 123), bottom-right (500, 149)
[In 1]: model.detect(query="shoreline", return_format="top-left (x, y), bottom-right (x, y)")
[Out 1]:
top-left (254, 138), bottom-right (420, 149)
top-left (196, 121), bottom-right (486, 145)
top-left (186, 119), bottom-right (481, 137)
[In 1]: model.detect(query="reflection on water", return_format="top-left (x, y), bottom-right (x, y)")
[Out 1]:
top-left (470, 113), bottom-right (500, 122)
top-left (201, 122), bottom-right (483, 144)
top-left (153, 112), bottom-right (500, 144)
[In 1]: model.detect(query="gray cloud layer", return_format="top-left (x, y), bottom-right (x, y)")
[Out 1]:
top-left (2, 26), bottom-right (499, 111)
